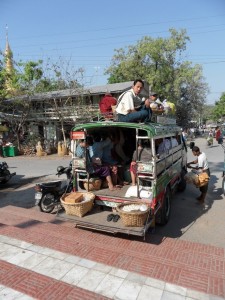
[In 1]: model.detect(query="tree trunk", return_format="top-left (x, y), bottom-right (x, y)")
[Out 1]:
top-left (58, 120), bottom-right (68, 156)
top-left (61, 120), bottom-right (67, 146)
top-left (16, 132), bottom-right (21, 152)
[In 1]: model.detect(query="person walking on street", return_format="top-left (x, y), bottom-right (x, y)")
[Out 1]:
top-left (187, 145), bottom-right (210, 204)
top-left (215, 126), bottom-right (223, 144)
top-left (116, 79), bottom-right (152, 123)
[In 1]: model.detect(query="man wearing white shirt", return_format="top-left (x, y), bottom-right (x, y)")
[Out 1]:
top-left (116, 79), bottom-right (152, 123)
top-left (187, 145), bottom-right (210, 204)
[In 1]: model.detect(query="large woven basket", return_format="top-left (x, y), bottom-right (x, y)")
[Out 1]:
top-left (116, 202), bottom-right (150, 227)
top-left (60, 192), bottom-right (95, 217)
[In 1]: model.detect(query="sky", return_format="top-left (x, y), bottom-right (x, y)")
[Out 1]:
top-left (0, 0), bottom-right (225, 105)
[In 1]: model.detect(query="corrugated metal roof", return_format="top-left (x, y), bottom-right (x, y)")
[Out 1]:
top-left (88, 81), bottom-right (134, 94)
top-left (6, 81), bottom-right (150, 102)
top-left (88, 81), bottom-right (149, 96)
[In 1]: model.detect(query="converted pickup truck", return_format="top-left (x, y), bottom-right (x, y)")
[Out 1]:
top-left (57, 117), bottom-right (187, 239)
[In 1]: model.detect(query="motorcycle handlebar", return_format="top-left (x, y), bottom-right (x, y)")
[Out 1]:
top-left (56, 167), bottom-right (72, 176)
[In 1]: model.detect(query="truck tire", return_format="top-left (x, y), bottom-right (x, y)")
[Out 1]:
top-left (158, 188), bottom-right (171, 225)
top-left (177, 169), bottom-right (187, 192)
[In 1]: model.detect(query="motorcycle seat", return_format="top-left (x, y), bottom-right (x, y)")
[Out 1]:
top-left (37, 180), bottom-right (62, 188)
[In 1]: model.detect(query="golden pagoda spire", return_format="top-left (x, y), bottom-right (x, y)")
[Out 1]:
top-left (5, 24), bottom-right (13, 74)
top-left (4, 24), bottom-right (16, 96)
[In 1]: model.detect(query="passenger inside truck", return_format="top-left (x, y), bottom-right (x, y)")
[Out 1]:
top-left (75, 137), bottom-right (120, 191)
top-left (109, 128), bottom-right (129, 164)
top-left (155, 138), bottom-right (164, 158)
top-left (171, 136), bottom-right (179, 147)
top-left (130, 139), bottom-right (152, 186)
top-left (156, 137), bottom-right (176, 158)
top-left (91, 131), bottom-right (126, 186)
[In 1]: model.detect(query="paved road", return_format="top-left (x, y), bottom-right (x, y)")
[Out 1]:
top-left (0, 154), bottom-right (71, 208)
top-left (156, 137), bottom-right (225, 248)
top-left (1, 138), bottom-right (225, 248)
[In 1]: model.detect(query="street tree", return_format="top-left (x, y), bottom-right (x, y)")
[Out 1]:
top-left (0, 58), bottom-right (45, 150)
top-left (201, 105), bottom-right (214, 124)
top-left (212, 93), bottom-right (225, 122)
top-left (38, 58), bottom-right (95, 150)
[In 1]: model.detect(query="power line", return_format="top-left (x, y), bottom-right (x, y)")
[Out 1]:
top-left (9, 23), bottom-right (225, 49)
top-left (6, 14), bottom-right (225, 41)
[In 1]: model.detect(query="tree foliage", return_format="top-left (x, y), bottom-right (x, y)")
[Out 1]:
top-left (200, 105), bottom-right (214, 124)
top-left (0, 98), bottom-right (31, 151)
top-left (212, 93), bottom-right (225, 121)
top-left (0, 58), bottom-right (47, 150)
top-left (105, 28), bottom-right (209, 128)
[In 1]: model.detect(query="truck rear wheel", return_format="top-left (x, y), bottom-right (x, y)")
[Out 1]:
top-left (177, 169), bottom-right (187, 192)
top-left (158, 188), bottom-right (171, 225)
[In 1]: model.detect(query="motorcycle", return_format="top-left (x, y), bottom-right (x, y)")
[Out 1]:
top-left (34, 162), bottom-right (74, 213)
top-left (0, 161), bottom-right (16, 184)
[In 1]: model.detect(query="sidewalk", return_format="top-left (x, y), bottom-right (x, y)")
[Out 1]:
top-left (0, 205), bottom-right (224, 299)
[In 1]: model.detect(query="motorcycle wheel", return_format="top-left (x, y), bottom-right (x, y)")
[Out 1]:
top-left (40, 193), bottom-right (55, 213)
top-left (1, 170), bottom-right (11, 183)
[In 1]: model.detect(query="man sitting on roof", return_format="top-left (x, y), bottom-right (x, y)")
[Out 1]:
top-left (116, 79), bottom-right (152, 123)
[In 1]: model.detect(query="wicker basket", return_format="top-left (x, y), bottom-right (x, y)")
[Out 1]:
top-left (83, 178), bottom-right (102, 191)
top-left (116, 202), bottom-right (150, 227)
top-left (60, 192), bottom-right (95, 217)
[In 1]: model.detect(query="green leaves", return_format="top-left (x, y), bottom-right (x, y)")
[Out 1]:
top-left (212, 93), bottom-right (225, 121)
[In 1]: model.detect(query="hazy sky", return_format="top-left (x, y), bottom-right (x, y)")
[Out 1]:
top-left (1, 0), bottom-right (225, 104)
